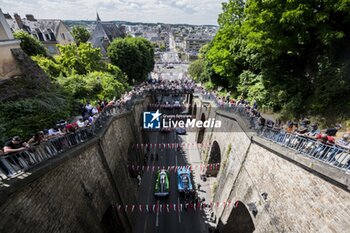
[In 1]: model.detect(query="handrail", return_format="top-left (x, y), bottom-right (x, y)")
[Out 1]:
top-left (200, 100), bottom-right (350, 173)
top-left (0, 94), bottom-right (145, 181)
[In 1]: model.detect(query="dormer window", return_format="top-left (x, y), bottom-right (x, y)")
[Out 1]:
top-left (35, 28), bottom-right (44, 41)
top-left (47, 29), bottom-right (56, 41)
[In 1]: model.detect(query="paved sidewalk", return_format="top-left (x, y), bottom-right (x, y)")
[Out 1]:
top-left (178, 132), bottom-right (217, 228)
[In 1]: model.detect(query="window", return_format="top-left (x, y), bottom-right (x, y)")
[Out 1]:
top-left (47, 29), bottom-right (56, 41)
top-left (61, 33), bottom-right (65, 40)
top-left (44, 33), bottom-right (50, 41)
top-left (35, 28), bottom-right (44, 41)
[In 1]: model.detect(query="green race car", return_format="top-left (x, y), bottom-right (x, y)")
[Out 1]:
top-left (154, 169), bottom-right (170, 197)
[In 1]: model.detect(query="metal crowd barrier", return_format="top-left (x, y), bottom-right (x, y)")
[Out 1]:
top-left (0, 93), bottom-right (146, 181)
top-left (193, 93), bottom-right (350, 173)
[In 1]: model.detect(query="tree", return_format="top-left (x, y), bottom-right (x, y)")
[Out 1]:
top-left (13, 30), bottom-right (47, 56)
top-left (197, 0), bottom-right (350, 120)
top-left (188, 59), bottom-right (204, 82)
top-left (72, 26), bottom-right (90, 45)
top-left (57, 71), bottom-right (128, 102)
top-left (31, 55), bottom-right (62, 79)
top-left (56, 43), bottom-right (102, 75)
top-left (108, 37), bottom-right (155, 83)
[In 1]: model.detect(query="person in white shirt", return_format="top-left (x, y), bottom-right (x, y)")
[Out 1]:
top-left (77, 118), bottom-right (85, 128)
top-left (91, 107), bottom-right (98, 115)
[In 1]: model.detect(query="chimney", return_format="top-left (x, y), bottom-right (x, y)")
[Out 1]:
top-left (25, 14), bottom-right (36, 21)
top-left (14, 13), bottom-right (23, 29)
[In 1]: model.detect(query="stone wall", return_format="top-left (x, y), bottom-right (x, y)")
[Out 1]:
top-left (0, 98), bottom-right (151, 233)
top-left (0, 41), bottom-right (22, 80)
top-left (194, 96), bottom-right (350, 233)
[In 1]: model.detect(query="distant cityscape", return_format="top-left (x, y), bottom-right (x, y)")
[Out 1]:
top-left (2, 10), bottom-right (218, 62)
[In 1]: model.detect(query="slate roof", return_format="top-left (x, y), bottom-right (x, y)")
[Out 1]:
top-left (101, 22), bottom-right (122, 41)
top-left (6, 18), bottom-right (63, 42)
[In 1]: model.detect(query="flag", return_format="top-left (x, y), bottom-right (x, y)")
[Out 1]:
top-left (139, 205), bottom-right (142, 212)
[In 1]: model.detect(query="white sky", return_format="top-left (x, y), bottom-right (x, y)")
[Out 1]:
top-left (0, 0), bottom-right (226, 25)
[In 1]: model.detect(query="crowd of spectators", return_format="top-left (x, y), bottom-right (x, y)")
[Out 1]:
top-left (197, 88), bottom-right (350, 169)
top-left (0, 80), bottom-right (195, 179)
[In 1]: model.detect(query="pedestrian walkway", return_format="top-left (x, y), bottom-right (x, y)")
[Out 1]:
top-left (178, 132), bottom-right (217, 228)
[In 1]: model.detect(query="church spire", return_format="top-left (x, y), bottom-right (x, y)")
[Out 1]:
top-left (96, 12), bottom-right (101, 22)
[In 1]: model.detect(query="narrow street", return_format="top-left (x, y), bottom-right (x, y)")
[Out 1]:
top-left (132, 97), bottom-right (215, 233)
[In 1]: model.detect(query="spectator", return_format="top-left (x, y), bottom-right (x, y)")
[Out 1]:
top-left (253, 100), bottom-right (258, 110)
top-left (335, 133), bottom-right (350, 149)
top-left (27, 131), bottom-right (45, 146)
top-left (305, 123), bottom-right (321, 138)
top-left (85, 102), bottom-right (93, 115)
top-left (315, 133), bottom-right (335, 144)
top-left (80, 104), bottom-right (87, 118)
top-left (66, 121), bottom-right (78, 133)
top-left (325, 124), bottom-right (342, 136)
top-left (3, 136), bottom-right (31, 168)
top-left (48, 127), bottom-right (61, 137)
top-left (3, 136), bottom-right (29, 154)
top-left (77, 118), bottom-right (85, 128)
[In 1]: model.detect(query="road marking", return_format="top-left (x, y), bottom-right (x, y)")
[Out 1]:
top-left (143, 132), bottom-right (159, 233)
top-left (156, 200), bottom-right (160, 227)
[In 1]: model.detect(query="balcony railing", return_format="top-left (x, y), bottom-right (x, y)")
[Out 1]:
top-left (194, 93), bottom-right (350, 173)
top-left (0, 94), bottom-right (145, 181)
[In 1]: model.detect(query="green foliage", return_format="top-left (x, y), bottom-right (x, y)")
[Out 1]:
top-left (57, 71), bottom-right (128, 102)
top-left (108, 37), bottom-right (155, 83)
top-left (13, 30), bottom-right (47, 56)
top-left (31, 55), bottom-right (62, 79)
top-left (56, 43), bottom-right (102, 75)
top-left (72, 26), bottom-right (90, 44)
top-left (0, 88), bottom-right (71, 144)
top-left (30, 42), bottom-right (128, 103)
top-left (196, 0), bottom-right (350, 119)
top-left (188, 59), bottom-right (204, 82)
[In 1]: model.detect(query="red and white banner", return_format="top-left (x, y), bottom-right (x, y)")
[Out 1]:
top-left (112, 201), bottom-right (237, 214)
top-left (134, 143), bottom-right (211, 150)
top-left (148, 103), bottom-right (192, 108)
top-left (127, 163), bottom-right (220, 173)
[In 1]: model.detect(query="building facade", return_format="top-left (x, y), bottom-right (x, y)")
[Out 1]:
top-left (0, 9), bottom-right (22, 80)
top-left (5, 13), bottom-right (74, 55)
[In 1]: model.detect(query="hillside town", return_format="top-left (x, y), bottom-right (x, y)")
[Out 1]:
top-left (1, 1), bottom-right (350, 233)
top-left (3, 11), bottom-right (217, 61)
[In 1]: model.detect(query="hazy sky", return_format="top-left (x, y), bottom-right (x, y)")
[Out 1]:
top-left (0, 0), bottom-right (225, 25)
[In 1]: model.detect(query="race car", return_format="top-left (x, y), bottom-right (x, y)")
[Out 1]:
top-left (176, 127), bottom-right (186, 135)
top-left (154, 169), bottom-right (170, 197)
top-left (177, 167), bottom-right (193, 193)
top-left (174, 100), bottom-right (181, 108)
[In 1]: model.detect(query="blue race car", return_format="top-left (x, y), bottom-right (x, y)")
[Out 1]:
top-left (177, 167), bottom-right (193, 193)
